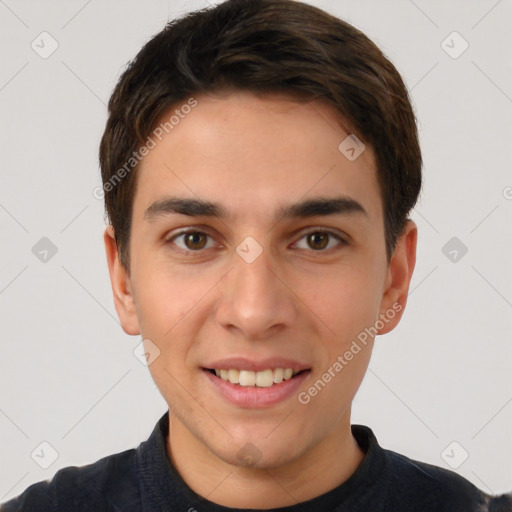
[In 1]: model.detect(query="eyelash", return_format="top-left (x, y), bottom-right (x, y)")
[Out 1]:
top-left (164, 228), bottom-right (348, 255)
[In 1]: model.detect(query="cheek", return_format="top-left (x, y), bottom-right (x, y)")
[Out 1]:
top-left (300, 346), bottom-right (372, 434)
top-left (134, 269), bottom-right (201, 401)
top-left (297, 273), bottom-right (377, 417)
top-left (131, 262), bottom-right (220, 377)
top-left (132, 261), bottom-right (201, 335)
top-left (303, 265), bottom-right (382, 343)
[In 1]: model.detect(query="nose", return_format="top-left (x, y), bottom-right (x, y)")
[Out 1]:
top-left (214, 245), bottom-right (298, 341)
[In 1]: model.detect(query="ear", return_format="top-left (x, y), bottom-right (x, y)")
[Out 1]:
top-left (377, 220), bottom-right (417, 335)
top-left (104, 226), bottom-right (140, 335)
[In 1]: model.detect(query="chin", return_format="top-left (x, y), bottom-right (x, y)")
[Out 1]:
top-left (212, 434), bottom-right (307, 470)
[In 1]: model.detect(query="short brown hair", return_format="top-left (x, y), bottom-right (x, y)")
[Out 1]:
top-left (99, 0), bottom-right (422, 268)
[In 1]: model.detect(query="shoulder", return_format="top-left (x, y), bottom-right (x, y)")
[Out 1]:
top-left (384, 448), bottom-right (512, 512)
top-left (0, 447), bottom-right (139, 512)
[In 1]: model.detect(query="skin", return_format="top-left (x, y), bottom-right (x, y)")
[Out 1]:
top-left (104, 91), bottom-right (417, 509)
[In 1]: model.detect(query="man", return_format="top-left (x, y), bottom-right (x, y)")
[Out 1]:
top-left (2, 0), bottom-right (510, 510)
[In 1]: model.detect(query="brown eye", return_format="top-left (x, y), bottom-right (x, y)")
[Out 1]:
top-left (167, 230), bottom-right (215, 253)
top-left (183, 232), bottom-right (208, 250)
top-left (307, 232), bottom-right (329, 250)
top-left (293, 230), bottom-right (347, 252)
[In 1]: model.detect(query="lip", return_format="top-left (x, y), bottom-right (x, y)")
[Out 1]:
top-left (203, 368), bottom-right (311, 408)
top-left (204, 357), bottom-right (310, 373)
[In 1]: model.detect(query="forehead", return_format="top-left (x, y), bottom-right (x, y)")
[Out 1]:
top-left (133, 91), bottom-right (382, 225)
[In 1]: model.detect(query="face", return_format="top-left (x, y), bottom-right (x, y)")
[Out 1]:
top-left (105, 91), bottom-right (416, 469)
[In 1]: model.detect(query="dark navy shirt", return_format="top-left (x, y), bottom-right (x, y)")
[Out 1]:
top-left (2, 411), bottom-right (511, 511)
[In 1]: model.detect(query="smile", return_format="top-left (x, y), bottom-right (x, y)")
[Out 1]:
top-left (210, 368), bottom-right (303, 387)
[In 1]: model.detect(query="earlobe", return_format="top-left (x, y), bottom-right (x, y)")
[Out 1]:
top-left (103, 226), bottom-right (141, 335)
top-left (377, 220), bottom-right (417, 335)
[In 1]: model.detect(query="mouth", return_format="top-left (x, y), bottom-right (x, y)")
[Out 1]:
top-left (201, 357), bottom-right (312, 407)
top-left (205, 367), bottom-right (310, 387)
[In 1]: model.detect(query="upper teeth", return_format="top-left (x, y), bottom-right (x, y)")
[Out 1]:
top-left (214, 368), bottom-right (297, 387)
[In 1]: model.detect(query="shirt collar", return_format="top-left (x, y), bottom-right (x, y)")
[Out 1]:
top-left (136, 410), bottom-right (388, 511)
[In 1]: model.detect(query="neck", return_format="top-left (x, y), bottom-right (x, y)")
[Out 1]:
top-left (166, 412), bottom-right (366, 509)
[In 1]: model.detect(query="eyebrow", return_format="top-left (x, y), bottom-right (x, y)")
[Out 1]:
top-left (144, 195), bottom-right (368, 221)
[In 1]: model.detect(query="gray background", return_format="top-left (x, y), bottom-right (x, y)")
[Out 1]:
top-left (1, 0), bottom-right (511, 501)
